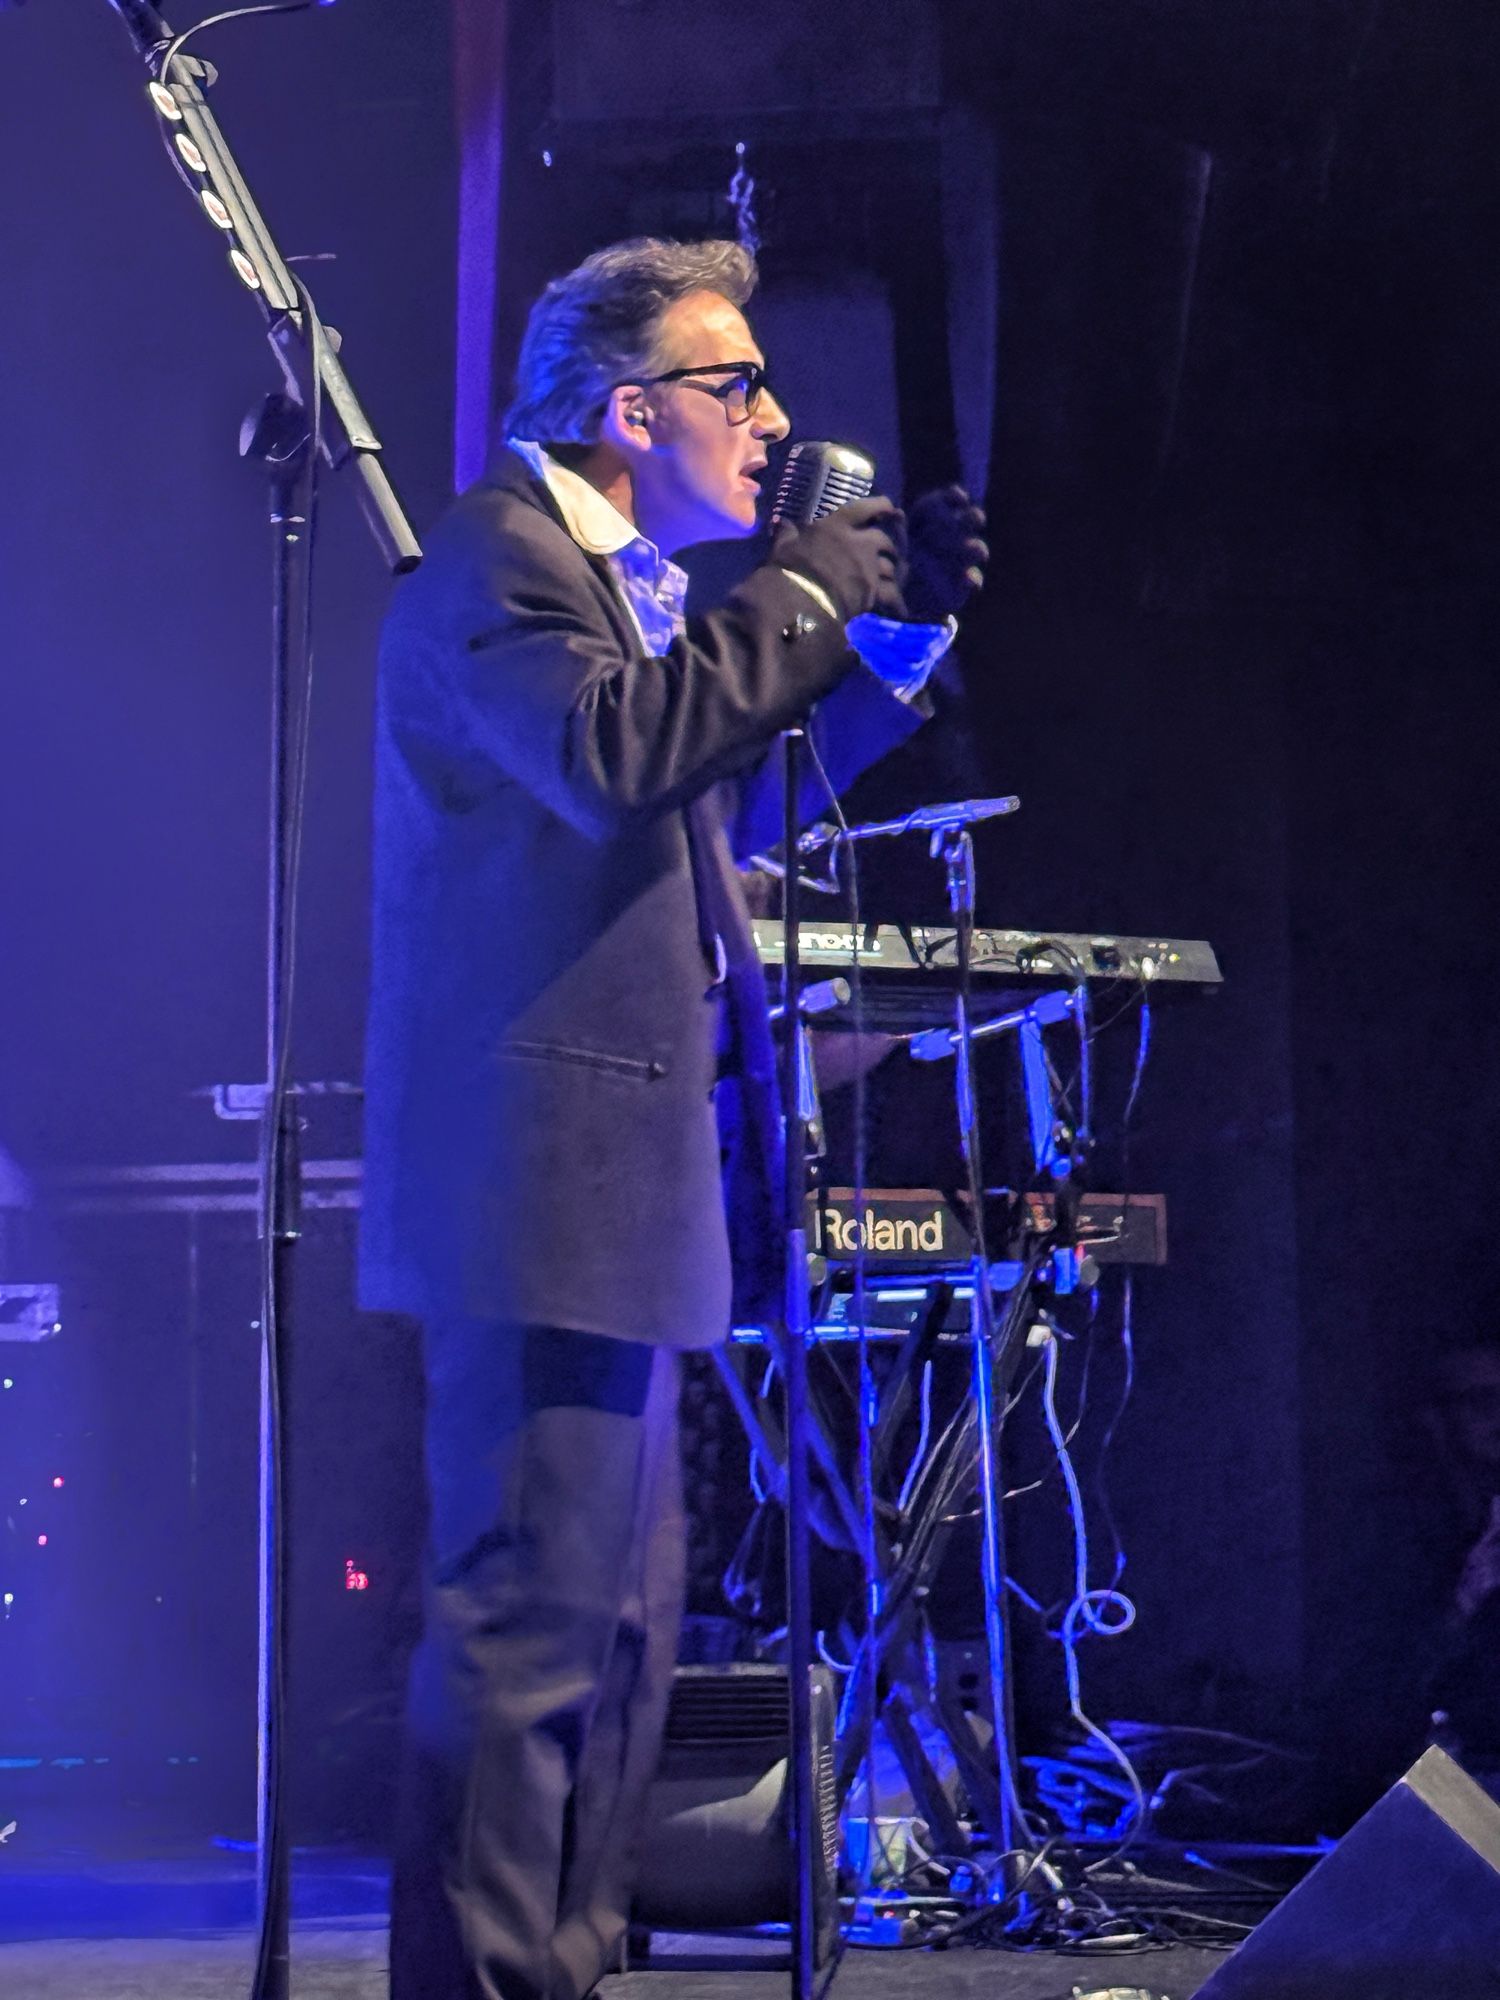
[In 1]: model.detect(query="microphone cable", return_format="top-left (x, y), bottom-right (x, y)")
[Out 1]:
top-left (142, 3), bottom-right (324, 201)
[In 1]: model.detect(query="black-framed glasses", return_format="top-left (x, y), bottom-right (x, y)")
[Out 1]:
top-left (627, 361), bottom-right (778, 426)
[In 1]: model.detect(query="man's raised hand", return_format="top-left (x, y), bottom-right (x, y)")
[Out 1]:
top-left (903, 485), bottom-right (989, 623)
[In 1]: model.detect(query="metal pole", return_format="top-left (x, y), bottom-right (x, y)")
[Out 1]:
top-left (780, 728), bottom-right (818, 2000)
top-left (943, 830), bottom-right (1025, 1864)
top-left (250, 398), bottom-right (314, 2000)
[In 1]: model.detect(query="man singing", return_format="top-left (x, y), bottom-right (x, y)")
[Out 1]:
top-left (360, 236), bottom-right (985, 2000)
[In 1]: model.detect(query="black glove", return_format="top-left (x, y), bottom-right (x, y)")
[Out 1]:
top-left (769, 497), bottom-right (907, 623)
top-left (903, 485), bottom-right (988, 622)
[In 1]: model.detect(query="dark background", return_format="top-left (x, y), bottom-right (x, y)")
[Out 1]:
top-left (2, 0), bottom-right (1497, 1835)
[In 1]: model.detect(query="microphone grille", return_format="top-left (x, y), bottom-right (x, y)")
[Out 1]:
top-left (769, 441), bottom-right (877, 528)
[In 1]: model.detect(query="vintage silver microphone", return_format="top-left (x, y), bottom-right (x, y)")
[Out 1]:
top-left (768, 440), bottom-right (877, 527)
top-left (771, 440), bottom-right (959, 665)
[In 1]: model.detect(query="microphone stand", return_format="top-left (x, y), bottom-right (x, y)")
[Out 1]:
top-left (798, 793), bottom-right (1020, 853)
top-left (937, 826), bottom-right (1026, 1866)
top-left (799, 800), bottom-right (1040, 1885)
top-left (779, 728), bottom-right (820, 2000)
top-left (101, 9), bottom-right (420, 1998)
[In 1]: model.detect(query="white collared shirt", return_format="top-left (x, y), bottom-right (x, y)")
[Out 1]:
top-left (507, 438), bottom-right (688, 658)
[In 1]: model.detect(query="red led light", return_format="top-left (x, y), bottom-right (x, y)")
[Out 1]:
top-left (37, 1535), bottom-right (48, 1547)
top-left (343, 1559), bottom-right (369, 1592)
top-left (52, 1477), bottom-right (64, 1489)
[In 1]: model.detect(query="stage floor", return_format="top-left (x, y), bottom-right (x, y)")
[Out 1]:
top-left (0, 1931), bottom-right (1233, 2000)
top-left (0, 1816), bottom-right (1235, 1998)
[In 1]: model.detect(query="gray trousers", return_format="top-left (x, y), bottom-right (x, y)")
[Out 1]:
top-left (391, 1322), bottom-right (684, 2000)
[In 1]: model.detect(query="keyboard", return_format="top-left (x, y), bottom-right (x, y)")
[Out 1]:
top-left (749, 921), bottom-right (1221, 989)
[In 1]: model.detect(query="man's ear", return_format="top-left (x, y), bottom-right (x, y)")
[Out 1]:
top-left (600, 385), bottom-right (652, 456)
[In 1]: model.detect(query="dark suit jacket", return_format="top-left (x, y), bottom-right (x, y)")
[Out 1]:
top-left (359, 451), bottom-right (924, 1345)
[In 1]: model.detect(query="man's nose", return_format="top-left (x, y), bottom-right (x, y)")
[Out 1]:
top-left (753, 391), bottom-right (791, 444)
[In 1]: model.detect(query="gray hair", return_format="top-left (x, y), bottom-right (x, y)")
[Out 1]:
top-left (503, 236), bottom-right (758, 446)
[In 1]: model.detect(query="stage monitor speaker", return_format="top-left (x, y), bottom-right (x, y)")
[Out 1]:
top-left (634, 1664), bottom-right (839, 1966)
top-left (1195, 1745), bottom-right (1500, 1999)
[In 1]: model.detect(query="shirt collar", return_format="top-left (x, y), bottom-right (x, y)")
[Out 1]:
top-left (507, 437), bottom-right (652, 560)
